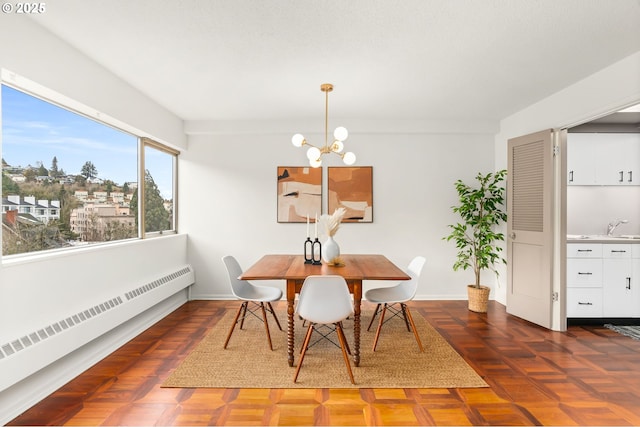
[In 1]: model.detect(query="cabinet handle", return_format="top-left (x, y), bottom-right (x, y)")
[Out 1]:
top-left (577, 249), bottom-right (592, 252)
top-left (610, 250), bottom-right (627, 253)
top-left (629, 171), bottom-right (633, 183)
top-left (578, 302), bottom-right (593, 306)
top-left (627, 277), bottom-right (631, 290)
top-left (569, 170), bottom-right (574, 182)
top-left (577, 272), bottom-right (593, 275)
top-left (619, 171), bottom-right (624, 182)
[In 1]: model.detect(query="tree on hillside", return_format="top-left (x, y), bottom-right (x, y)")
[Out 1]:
top-left (36, 161), bottom-right (48, 177)
top-left (2, 172), bottom-right (20, 194)
top-left (130, 170), bottom-right (170, 233)
top-left (50, 156), bottom-right (60, 178)
top-left (80, 161), bottom-right (98, 180)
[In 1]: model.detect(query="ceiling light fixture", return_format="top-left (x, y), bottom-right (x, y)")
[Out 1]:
top-left (291, 83), bottom-right (355, 168)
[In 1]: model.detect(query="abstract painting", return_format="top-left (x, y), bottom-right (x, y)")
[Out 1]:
top-left (277, 166), bottom-right (322, 223)
top-left (328, 166), bottom-right (373, 222)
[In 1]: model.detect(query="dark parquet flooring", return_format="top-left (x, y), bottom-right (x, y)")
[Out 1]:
top-left (8, 300), bottom-right (640, 426)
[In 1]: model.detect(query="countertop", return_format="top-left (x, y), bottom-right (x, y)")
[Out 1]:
top-left (567, 234), bottom-right (640, 243)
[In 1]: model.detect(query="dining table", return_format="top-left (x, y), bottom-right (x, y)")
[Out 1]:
top-left (239, 254), bottom-right (410, 367)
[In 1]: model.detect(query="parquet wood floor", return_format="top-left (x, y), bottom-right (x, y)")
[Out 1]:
top-left (8, 300), bottom-right (640, 426)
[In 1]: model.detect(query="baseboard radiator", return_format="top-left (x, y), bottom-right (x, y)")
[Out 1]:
top-left (0, 264), bottom-right (195, 393)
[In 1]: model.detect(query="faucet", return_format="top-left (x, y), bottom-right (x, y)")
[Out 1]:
top-left (607, 219), bottom-right (629, 236)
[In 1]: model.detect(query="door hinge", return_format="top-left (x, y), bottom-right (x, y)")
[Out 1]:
top-left (553, 145), bottom-right (560, 156)
top-left (552, 291), bottom-right (559, 302)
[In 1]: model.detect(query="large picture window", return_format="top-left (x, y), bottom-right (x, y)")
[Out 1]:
top-left (1, 83), bottom-right (178, 257)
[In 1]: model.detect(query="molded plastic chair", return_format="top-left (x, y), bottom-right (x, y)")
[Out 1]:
top-left (294, 275), bottom-right (355, 384)
top-left (222, 255), bottom-right (283, 351)
top-left (365, 256), bottom-right (426, 352)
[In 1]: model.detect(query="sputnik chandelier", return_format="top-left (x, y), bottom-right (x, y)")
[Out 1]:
top-left (291, 83), bottom-right (356, 168)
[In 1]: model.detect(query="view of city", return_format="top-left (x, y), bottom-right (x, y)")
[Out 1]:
top-left (2, 156), bottom-right (172, 255)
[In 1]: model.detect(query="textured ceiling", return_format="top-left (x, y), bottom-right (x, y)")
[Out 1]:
top-left (28, 0), bottom-right (640, 123)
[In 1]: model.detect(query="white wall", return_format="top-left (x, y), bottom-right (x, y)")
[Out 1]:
top-left (494, 51), bottom-right (640, 325)
top-left (180, 123), bottom-right (499, 301)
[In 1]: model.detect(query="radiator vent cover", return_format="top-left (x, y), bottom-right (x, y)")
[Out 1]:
top-left (0, 265), bottom-right (193, 360)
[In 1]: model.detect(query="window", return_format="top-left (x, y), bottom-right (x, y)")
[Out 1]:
top-left (140, 139), bottom-right (177, 235)
top-left (1, 82), bottom-right (178, 257)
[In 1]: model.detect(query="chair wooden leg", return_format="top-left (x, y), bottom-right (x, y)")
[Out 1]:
top-left (337, 321), bottom-right (351, 355)
top-left (367, 304), bottom-right (381, 331)
top-left (267, 302), bottom-right (283, 331)
top-left (260, 302), bottom-right (274, 351)
top-left (400, 303), bottom-right (412, 331)
top-left (336, 322), bottom-right (355, 384)
top-left (293, 323), bottom-right (315, 382)
top-left (239, 302), bottom-right (248, 329)
top-left (224, 302), bottom-right (246, 349)
top-left (403, 304), bottom-right (424, 352)
top-left (372, 304), bottom-right (387, 351)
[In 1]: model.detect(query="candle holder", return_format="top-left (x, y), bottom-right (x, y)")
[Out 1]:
top-left (312, 238), bottom-right (322, 265)
top-left (303, 237), bottom-right (313, 264)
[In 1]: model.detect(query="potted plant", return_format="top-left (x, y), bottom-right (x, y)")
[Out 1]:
top-left (444, 170), bottom-right (507, 312)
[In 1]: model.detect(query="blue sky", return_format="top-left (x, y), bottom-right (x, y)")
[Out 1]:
top-left (1, 85), bottom-right (173, 198)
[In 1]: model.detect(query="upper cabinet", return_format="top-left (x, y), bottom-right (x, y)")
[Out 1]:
top-left (568, 133), bottom-right (640, 185)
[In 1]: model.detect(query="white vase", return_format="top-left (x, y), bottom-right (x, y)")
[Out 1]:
top-left (322, 236), bottom-right (340, 264)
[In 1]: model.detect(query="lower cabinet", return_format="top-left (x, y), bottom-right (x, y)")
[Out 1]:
top-left (567, 243), bottom-right (640, 318)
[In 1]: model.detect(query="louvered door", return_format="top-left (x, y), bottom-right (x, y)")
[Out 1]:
top-left (506, 129), bottom-right (555, 328)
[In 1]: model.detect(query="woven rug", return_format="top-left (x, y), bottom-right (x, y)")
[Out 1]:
top-left (162, 307), bottom-right (487, 389)
top-left (605, 324), bottom-right (640, 340)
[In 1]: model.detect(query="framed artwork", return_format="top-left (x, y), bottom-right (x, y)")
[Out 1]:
top-left (328, 166), bottom-right (373, 222)
top-left (277, 166), bottom-right (322, 223)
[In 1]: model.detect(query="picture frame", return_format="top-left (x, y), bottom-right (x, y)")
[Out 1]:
top-left (277, 166), bottom-right (322, 223)
top-left (327, 166), bottom-right (373, 222)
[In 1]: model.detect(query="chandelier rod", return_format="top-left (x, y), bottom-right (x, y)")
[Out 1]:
top-left (321, 83), bottom-right (333, 152)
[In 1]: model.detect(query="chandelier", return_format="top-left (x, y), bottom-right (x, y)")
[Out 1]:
top-left (291, 83), bottom-right (356, 168)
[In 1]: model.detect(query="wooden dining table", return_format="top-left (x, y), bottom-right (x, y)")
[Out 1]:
top-left (239, 254), bottom-right (410, 367)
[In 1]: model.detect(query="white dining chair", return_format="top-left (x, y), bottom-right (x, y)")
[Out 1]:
top-left (365, 256), bottom-right (426, 352)
top-left (222, 255), bottom-right (283, 351)
top-left (294, 275), bottom-right (355, 384)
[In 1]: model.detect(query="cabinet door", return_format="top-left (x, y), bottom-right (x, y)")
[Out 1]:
top-left (603, 258), bottom-right (637, 317)
top-left (567, 134), bottom-right (598, 185)
top-left (595, 134), bottom-right (640, 185)
top-left (567, 288), bottom-right (603, 317)
top-left (567, 243), bottom-right (602, 258)
top-left (567, 259), bottom-right (602, 287)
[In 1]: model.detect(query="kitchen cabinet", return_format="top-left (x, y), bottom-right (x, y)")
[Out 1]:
top-left (567, 133), bottom-right (640, 186)
top-left (567, 243), bottom-right (603, 317)
top-left (567, 134), bottom-right (598, 185)
top-left (602, 244), bottom-right (638, 317)
top-left (567, 242), bottom-right (640, 318)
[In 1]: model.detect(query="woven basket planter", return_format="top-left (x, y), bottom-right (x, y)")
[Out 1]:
top-left (467, 285), bottom-right (490, 313)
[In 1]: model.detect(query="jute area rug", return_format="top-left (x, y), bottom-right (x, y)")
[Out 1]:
top-left (163, 306), bottom-right (488, 389)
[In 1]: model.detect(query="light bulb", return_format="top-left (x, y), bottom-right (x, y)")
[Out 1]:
top-left (343, 151), bottom-right (356, 165)
top-left (291, 133), bottom-right (305, 147)
top-left (334, 126), bottom-right (348, 141)
top-left (309, 158), bottom-right (322, 168)
top-left (306, 146), bottom-right (321, 161)
top-left (331, 140), bottom-right (344, 153)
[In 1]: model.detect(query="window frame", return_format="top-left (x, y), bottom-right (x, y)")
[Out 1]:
top-left (139, 137), bottom-right (179, 238)
top-left (1, 71), bottom-right (180, 260)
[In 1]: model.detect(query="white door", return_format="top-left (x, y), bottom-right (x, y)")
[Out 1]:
top-left (507, 129), bottom-right (557, 329)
